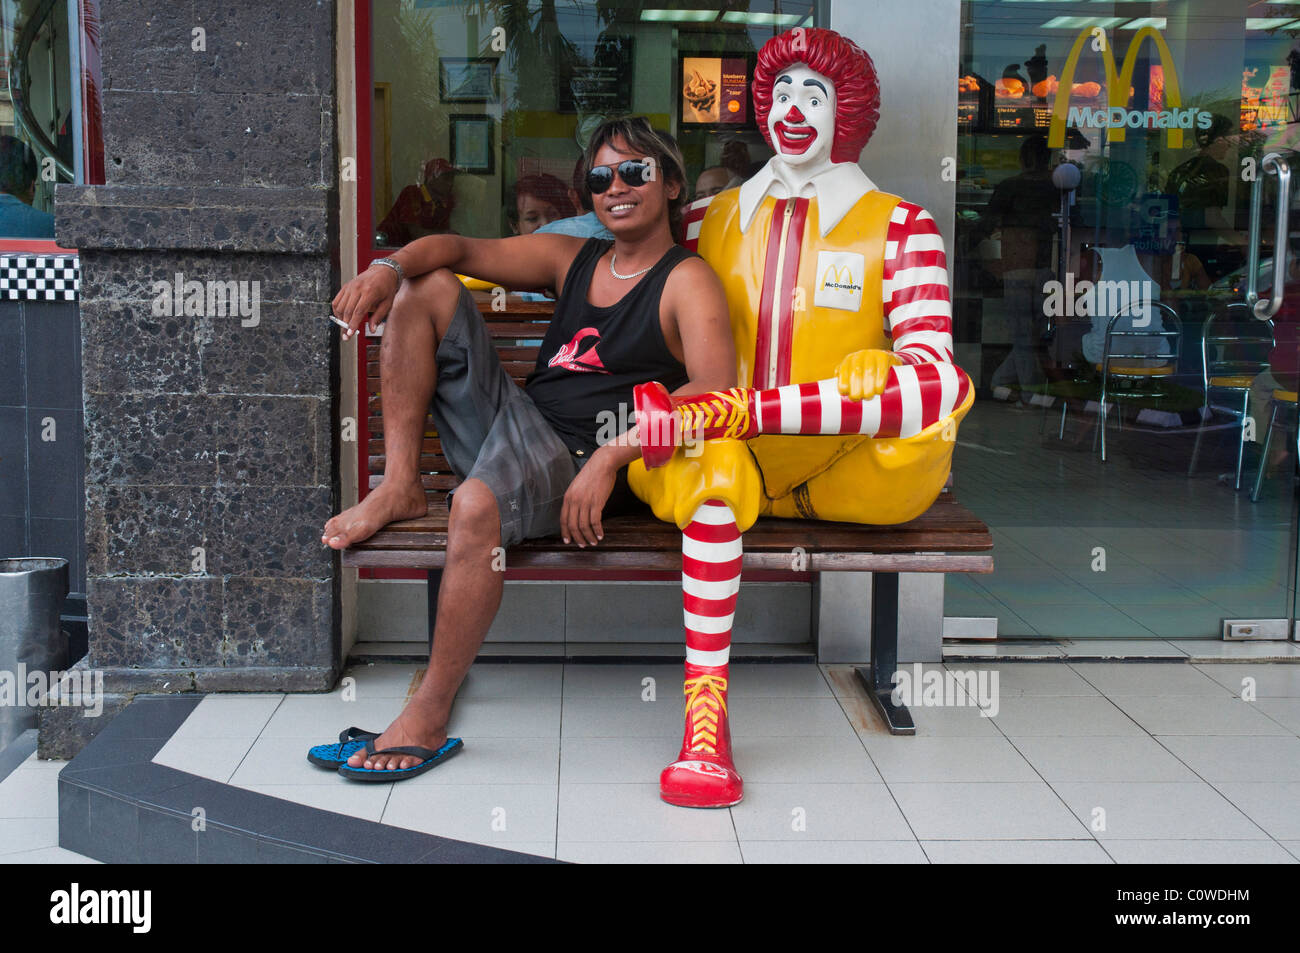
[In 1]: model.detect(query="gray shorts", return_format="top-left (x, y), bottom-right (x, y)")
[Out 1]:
top-left (430, 286), bottom-right (581, 548)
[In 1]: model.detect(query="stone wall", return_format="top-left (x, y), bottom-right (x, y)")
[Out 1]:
top-left (42, 0), bottom-right (342, 755)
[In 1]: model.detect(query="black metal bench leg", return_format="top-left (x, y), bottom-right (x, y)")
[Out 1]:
top-left (855, 571), bottom-right (916, 735)
top-left (426, 569), bottom-right (443, 653)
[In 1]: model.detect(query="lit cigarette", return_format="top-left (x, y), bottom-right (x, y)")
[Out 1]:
top-left (327, 314), bottom-right (356, 336)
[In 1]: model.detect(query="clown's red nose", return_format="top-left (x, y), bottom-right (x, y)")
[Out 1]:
top-left (785, 105), bottom-right (806, 123)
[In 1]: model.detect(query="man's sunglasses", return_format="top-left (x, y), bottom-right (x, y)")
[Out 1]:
top-left (586, 159), bottom-right (657, 194)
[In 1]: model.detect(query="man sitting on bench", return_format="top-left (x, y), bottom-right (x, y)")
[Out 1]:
top-left (316, 118), bottom-right (738, 781)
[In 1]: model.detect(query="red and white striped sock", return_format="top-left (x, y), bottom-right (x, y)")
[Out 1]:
top-left (753, 362), bottom-right (971, 440)
top-left (682, 500), bottom-right (741, 668)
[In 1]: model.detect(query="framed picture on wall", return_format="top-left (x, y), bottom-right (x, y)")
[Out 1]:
top-left (450, 115), bottom-right (494, 174)
top-left (440, 57), bottom-right (499, 103)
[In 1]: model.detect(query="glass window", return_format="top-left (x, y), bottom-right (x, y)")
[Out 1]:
top-left (0, 0), bottom-right (102, 241)
top-left (368, 0), bottom-right (824, 249)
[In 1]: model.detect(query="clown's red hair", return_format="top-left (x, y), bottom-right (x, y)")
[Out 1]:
top-left (752, 28), bottom-right (880, 163)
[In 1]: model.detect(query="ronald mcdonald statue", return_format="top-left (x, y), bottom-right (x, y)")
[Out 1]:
top-left (628, 27), bottom-right (974, 808)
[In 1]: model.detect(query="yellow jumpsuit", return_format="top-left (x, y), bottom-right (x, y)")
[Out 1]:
top-left (629, 187), bottom-right (974, 532)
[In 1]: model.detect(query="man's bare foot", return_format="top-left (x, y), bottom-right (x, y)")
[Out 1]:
top-left (322, 480), bottom-right (428, 550)
top-left (346, 708), bottom-right (449, 772)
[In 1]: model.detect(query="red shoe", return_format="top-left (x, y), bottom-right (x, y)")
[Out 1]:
top-left (660, 666), bottom-right (743, 808)
top-left (633, 382), bottom-right (757, 469)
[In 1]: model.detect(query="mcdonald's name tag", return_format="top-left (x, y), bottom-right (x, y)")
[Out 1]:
top-left (814, 251), bottom-right (865, 312)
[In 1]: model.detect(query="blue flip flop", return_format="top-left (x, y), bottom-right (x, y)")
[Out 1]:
top-left (306, 727), bottom-right (382, 770)
top-left (337, 736), bottom-right (464, 782)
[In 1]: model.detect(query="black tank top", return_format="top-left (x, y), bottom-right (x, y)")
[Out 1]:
top-left (525, 238), bottom-right (693, 455)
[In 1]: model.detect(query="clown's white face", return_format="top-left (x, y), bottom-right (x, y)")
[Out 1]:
top-left (767, 63), bottom-right (837, 174)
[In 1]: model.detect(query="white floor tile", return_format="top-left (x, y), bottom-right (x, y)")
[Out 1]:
top-left (1109, 695), bottom-right (1293, 736)
top-left (1156, 735), bottom-right (1300, 783)
top-left (984, 695), bottom-right (1144, 736)
top-left (728, 782), bottom-right (911, 841)
top-left (559, 664), bottom-right (681, 698)
top-left (1051, 782), bottom-right (1267, 839)
top-left (259, 696), bottom-right (407, 739)
top-left (167, 695), bottom-right (284, 739)
top-left (946, 661), bottom-right (1100, 696)
top-left (943, 642), bottom-right (1066, 659)
top-left (1068, 662), bottom-right (1233, 696)
top-left (1101, 839), bottom-right (1297, 864)
top-left (728, 697), bottom-right (858, 738)
top-left (862, 735), bottom-right (1038, 783)
top-left (733, 734), bottom-right (883, 784)
top-left (1254, 698), bottom-right (1300, 733)
top-left (397, 737), bottom-right (560, 786)
top-left (0, 817), bottom-right (58, 855)
top-left (230, 735), bottom-right (374, 787)
top-left (1011, 735), bottom-right (1199, 783)
top-left (383, 783), bottom-right (558, 845)
top-left (0, 764), bottom-right (60, 818)
top-left (152, 735), bottom-right (254, 783)
top-left (1211, 783), bottom-right (1300, 840)
top-left (890, 782), bottom-right (1089, 840)
top-left (741, 840), bottom-right (928, 864)
top-left (727, 665), bottom-right (834, 697)
top-left (239, 782), bottom-right (392, 822)
top-left (560, 695), bottom-right (687, 738)
top-left (0, 846), bottom-right (100, 864)
top-left (557, 841), bottom-right (743, 864)
top-left (558, 736), bottom-right (678, 785)
top-left (1195, 663), bottom-right (1300, 697)
top-left (557, 782), bottom-right (737, 842)
top-left (922, 839), bottom-right (1111, 864)
top-left (444, 697), bottom-right (562, 738)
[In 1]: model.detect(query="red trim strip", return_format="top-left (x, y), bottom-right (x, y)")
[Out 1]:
top-left (774, 197), bottom-right (808, 388)
top-left (753, 198), bottom-right (787, 388)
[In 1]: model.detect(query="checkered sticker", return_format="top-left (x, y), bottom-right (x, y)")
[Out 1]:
top-left (0, 254), bottom-right (79, 301)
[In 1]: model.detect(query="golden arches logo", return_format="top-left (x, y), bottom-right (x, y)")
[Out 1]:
top-left (821, 263), bottom-right (857, 290)
top-left (1048, 26), bottom-right (1184, 149)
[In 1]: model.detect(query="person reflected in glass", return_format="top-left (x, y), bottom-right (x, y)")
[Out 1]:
top-left (509, 173), bottom-right (577, 235)
top-left (0, 136), bottom-right (54, 238)
top-left (983, 134), bottom-right (1057, 406)
top-left (1166, 115), bottom-right (1233, 235)
top-left (376, 157), bottom-right (458, 247)
top-left (693, 165), bottom-right (732, 200)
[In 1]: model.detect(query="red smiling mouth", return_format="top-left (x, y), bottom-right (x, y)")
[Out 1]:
top-left (774, 121), bottom-right (817, 154)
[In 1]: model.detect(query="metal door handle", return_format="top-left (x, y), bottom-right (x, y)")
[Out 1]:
top-left (1245, 152), bottom-right (1292, 319)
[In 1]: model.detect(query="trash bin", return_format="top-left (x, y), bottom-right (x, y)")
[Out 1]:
top-left (0, 558), bottom-right (70, 750)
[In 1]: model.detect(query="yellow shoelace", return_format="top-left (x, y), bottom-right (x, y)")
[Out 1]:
top-left (682, 674), bottom-right (729, 754)
top-left (677, 389), bottom-right (751, 441)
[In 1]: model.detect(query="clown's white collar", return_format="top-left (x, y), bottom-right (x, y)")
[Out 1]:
top-left (737, 158), bottom-right (877, 237)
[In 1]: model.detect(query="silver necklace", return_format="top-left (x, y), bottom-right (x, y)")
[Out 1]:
top-left (609, 253), bottom-right (654, 280)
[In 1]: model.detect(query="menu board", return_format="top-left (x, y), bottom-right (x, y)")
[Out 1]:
top-left (682, 57), bottom-right (748, 124)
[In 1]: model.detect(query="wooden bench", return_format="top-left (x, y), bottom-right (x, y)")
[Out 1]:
top-left (345, 293), bottom-right (994, 734)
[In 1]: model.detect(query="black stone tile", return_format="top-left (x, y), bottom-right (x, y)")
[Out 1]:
top-left (261, 809), bottom-right (447, 864)
top-left (101, 91), bottom-right (236, 189)
top-left (255, 839), bottom-right (329, 863)
top-left (234, 92), bottom-right (330, 189)
top-left (417, 839), bottom-right (560, 864)
top-left (26, 408), bottom-right (81, 519)
top-left (62, 761), bottom-right (195, 799)
top-left (193, 1), bottom-right (331, 96)
top-left (84, 393), bottom-right (216, 487)
top-left (204, 301), bottom-right (332, 396)
top-left (216, 486), bottom-right (334, 578)
top-left (28, 518), bottom-right (78, 567)
top-left (87, 790), bottom-right (141, 864)
top-left (78, 251), bottom-right (331, 303)
top-left (213, 396), bottom-right (320, 487)
top-left (0, 406), bottom-right (26, 517)
top-left (0, 515), bottom-right (25, 555)
top-left (57, 776), bottom-right (91, 854)
top-left (81, 298), bottom-right (201, 395)
top-left (138, 807), bottom-right (198, 863)
top-left (221, 577), bottom-right (332, 668)
top-left (0, 311), bottom-right (23, 405)
top-left (100, 1), bottom-right (195, 70)
top-left (24, 305), bottom-right (81, 408)
top-left (85, 577), bottom-right (223, 668)
top-left (85, 485), bottom-right (221, 576)
top-left (196, 823), bottom-right (257, 863)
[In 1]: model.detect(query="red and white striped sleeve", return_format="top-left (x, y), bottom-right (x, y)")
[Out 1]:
top-left (881, 201), bottom-right (955, 365)
top-left (681, 195), bottom-right (715, 253)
